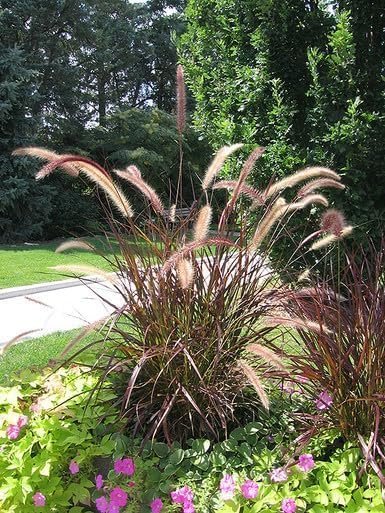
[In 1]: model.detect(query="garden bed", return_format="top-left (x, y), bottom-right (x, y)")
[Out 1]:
top-left (1, 365), bottom-right (384, 512)
top-left (2, 121), bottom-right (385, 513)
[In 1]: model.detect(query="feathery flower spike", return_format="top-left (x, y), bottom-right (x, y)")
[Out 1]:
top-left (176, 65), bottom-right (186, 135)
top-left (202, 144), bottom-right (243, 190)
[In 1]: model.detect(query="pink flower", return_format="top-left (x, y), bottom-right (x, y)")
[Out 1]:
top-left (95, 474), bottom-right (104, 490)
top-left (150, 498), bottom-right (163, 513)
top-left (240, 479), bottom-right (259, 499)
top-left (6, 424), bottom-right (20, 440)
top-left (30, 402), bottom-right (41, 414)
top-left (281, 498), bottom-right (297, 513)
top-left (219, 474), bottom-right (236, 500)
top-left (17, 415), bottom-right (29, 428)
top-left (270, 467), bottom-right (288, 483)
top-left (183, 501), bottom-right (195, 513)
top-left (114, 457), bottom-right (135, 476)
top-left (110, 487), bottom-right (128, 508)
top-left (107, 503), bottom-right (120, 513)
top-left (95, 496), bottom-right (109, 513)
top-left (298, 453), bottom-right (315, 472)
top-left (33, 492), bottom-right (46, 506)
top-left (315, 390), bottom-right (333, 410)
top-left (171, 485), bottom-right (194, 504)
top-left (69, 460), bottom-right (80, 475)
top-left (170, 487), bottom-right (195, 513)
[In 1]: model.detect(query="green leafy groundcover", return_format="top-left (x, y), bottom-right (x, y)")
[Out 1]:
top-left (0, 366), bottom-right (384, 513)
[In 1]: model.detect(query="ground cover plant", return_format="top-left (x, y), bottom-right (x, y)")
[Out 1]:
top-left (1, 366), bottom-right (385, 513)
top-left (0, 365), bottom-right (126, 512)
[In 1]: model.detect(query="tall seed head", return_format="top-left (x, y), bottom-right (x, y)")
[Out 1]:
top-left (321, 209), bottom-right (346, 236)
top-left (287, 194), bottom-right (329, 211)
top-left (228, 146), bottom-right (265, 207)
top-left (297, 269), bottom-right (310, 282)
top-left (36, 155), bottom-right (133, 217)
top-left (193, 205), bottom-right (212, 242)
top-left (12, 147), bottom-right (80, 177)
top-left (168, 204), bottom-right (176, 223)
top-left (177, 258), bottom-right (194, 289)
top-left (298, 178), bottom-right (345, 198)
top-left (115, 166), bottom-right (164, 214)
top-left (237, 360), bottom-right (269, 410)
top-left (264, 166), bottom-right (341, 198)
top-left (202, 144), bottom-right (243, 190)
top-left (213, 180), bottom-right (265, 205)
top-left (250, 198), bottom-right (287, 251)
top-left (310, 226), bottom-right (353, 251)
top-left (50, 264), bottom-right (117, 284)
top-left (176, 64), bottom-right (186, 136)
top-left (55, 240), bottom-right (95, 253)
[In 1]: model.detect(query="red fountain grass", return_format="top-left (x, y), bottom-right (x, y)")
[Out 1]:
top-left (264, 240), bottom-right (385, 484)
top-left (11, 67), bottom-right (351, 443)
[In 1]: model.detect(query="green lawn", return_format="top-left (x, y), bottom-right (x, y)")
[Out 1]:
top-left (0, 329), bottom-right (101, 384)
top-left (0, 234), bottom-right (213, 289)
top-left (0, 233), bottom-right (168, 289)
top-left (0, 236), bottom-right (120, 289)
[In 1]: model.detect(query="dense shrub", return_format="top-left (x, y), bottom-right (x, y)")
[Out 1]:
top-left (85, 108), bottom-right (212, 208)
top-left (43, 174), bottom-right (101, 240)
top-left (180, 5), bottom-right (385, 251)
top-left (6, 108), bottom-right (211, 242)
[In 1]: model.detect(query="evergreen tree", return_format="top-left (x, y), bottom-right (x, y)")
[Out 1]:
top-left (0, 0), bottom-right (188, 241)
top-left (0, 45), bottom-right (54, 241)
top-left (77, 0), bottom-right (186, 123)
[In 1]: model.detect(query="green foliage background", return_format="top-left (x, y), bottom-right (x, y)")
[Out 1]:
top-left (2, 0), bottom-right (384, 245)
top-left (180, 1), bottom-right (385, 245)
top-left (0, 0), bottom-right (208, 243)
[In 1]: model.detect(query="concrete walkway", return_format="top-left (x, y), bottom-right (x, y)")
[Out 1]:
top-left (0, 252), bottom-right (270, 346)
top-left (0, 277), bottom-right (123, 345)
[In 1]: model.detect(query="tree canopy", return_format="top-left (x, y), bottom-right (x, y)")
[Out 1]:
top-left (0, 0), bottom-right (204, 242)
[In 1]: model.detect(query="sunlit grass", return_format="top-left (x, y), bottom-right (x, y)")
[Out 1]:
top-left (0, 329), bottom-right (101, 384)
top-left (0, 235), bottom-right (152, 288)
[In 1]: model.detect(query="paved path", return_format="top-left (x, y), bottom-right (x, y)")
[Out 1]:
top-left (0, 253), bottom-right (269, 346)
top-left (0, 278), bottom-right (123, 345)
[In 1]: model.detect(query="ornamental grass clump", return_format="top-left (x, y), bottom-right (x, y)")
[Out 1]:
top-left (265, 241), bottom-right (385, 485)
top-left (11, 66), bottom-right (351, 443)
